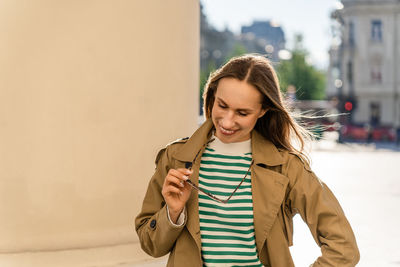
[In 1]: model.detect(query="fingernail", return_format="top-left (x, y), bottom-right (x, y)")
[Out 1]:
top-left (180, 191), bottom-right (183, 195)
top-left (180, 181), bottom-right (184, 187)
top-left (183, 175), bottom-right (189, 180)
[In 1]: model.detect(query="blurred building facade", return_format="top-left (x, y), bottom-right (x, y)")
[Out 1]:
top-left (200, 4), bottom-right (286, 72)
top-left (241, 21), bottom-right (286, 62)
top-left (200, 4), bottom-right (235, 70)
top-left (329, 0), bottom-right (400, 127)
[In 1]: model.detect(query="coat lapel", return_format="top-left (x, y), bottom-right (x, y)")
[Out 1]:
top-left (251, 130), bottom-right (289, 255)
top-left (172, 119), bottom-right (214, 163)
top-left (172, 118), bottom-right (215, 253)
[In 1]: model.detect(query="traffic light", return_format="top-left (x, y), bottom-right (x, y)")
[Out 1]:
top-left (344, 101), bottom-right (353, 111)
top-left (343, 98), bottom-right (357, 112)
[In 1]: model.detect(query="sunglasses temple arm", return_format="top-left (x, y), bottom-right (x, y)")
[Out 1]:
top-left (224, 160), bottom-right (254, 202)
top-left (185, 179), bottom-right (226, 203)
top-left (185, 179), bottom-right (200, 191)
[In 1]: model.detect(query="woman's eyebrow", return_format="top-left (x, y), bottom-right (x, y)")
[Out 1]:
top-left (216, 97), bottom-right (254, 112)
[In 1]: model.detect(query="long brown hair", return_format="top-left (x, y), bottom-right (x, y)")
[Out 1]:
top-left (203, 54), bottom-right (313, 162)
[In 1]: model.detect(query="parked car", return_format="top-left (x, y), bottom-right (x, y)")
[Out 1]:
top-left (340, 124), bottom-right (368, 141)
top-left (340, 124), bottom-right (396, 142)
top-left (372, 126), bottom-right (396, 141)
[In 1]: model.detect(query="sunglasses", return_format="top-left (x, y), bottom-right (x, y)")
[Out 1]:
top-left (184, 138), bottom-right (254, 204)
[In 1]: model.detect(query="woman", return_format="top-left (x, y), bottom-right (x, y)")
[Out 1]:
top-left (135, 55), bottom-right (360, 267)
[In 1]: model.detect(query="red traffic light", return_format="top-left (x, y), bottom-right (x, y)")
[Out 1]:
top-left (344, 101), bottom-right (353, 111)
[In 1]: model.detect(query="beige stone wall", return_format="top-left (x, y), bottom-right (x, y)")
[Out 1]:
top-left (0, 0), bottom-right (199, 265)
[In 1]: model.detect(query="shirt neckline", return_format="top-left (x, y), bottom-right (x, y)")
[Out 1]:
top-left (208, 132), bottom-right (252, 155)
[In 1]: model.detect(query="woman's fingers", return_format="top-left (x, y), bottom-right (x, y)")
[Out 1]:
top-left (164, 184), bottom-right (183, 195)
top-left (166, 175), bottom-right (185, 188)
top-left (170, 168), bottom-right (192, 180)
top-left (162, 168), bottom-right (193, 197)
top-left (166, 169), bottom-right (192, 187)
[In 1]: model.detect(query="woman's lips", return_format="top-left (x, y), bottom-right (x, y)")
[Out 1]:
top-left (219, 125), bottom-right (237, 136)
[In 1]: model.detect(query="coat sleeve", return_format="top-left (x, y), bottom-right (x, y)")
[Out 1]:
top-left (285, 155), bottom-right (360, 267)
top-left (135, 146), bottom-right (186, 257)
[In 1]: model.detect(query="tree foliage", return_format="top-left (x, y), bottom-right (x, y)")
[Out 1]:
top-left (277, 34), bottom-right (326, 100)
top-left (226, 42), bottom-right (247, 61)
top-left (199, 61), bottom-right (216, 115)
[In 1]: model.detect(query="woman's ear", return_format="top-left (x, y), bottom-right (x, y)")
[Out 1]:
top-left (258, 108), bottom-right (268, 118)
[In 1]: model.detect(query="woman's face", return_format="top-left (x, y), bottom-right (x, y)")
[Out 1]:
top-left (211, 77), bottom-right (267, 143)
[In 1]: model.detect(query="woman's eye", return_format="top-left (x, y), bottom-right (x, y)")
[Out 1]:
top-left (238, 113), bottom-right (248, 117)
top-left (218, 104), bottom-right (227, 109)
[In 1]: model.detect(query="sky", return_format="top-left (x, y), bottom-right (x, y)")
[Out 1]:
top-left (201, 0), bottom-right (341, 70)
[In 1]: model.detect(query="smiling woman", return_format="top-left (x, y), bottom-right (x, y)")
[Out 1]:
top-left (135, 54), bottom-right (360, 267)
top-left (202, 54), bottom-right (311, 161)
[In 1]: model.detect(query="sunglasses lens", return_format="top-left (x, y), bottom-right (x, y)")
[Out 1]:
top-left (185, 162), bottom-right (193, 169)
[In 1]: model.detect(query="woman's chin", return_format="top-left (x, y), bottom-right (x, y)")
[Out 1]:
top-left (216, 131), bottom-right (244, 143)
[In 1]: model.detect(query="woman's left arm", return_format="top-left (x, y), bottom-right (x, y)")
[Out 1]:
top-left (285, 156), bottom-right (360, 267)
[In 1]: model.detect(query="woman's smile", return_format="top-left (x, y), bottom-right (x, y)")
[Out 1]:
top-left (218, 125), bottom-right (238, 136)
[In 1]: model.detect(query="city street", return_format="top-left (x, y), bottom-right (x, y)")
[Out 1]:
top-left (132, 139), bottom-right (400, 267)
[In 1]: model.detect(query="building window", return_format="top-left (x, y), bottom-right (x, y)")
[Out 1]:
top-left (347, 61), bottom-right (353, 85)
top-left (370, 66), bottom-right (382, 83)
top-left (349, 21), bottom-right (355, 46)
top-left (371, 20), bottom-right (382, 42)
top-left (370, 102), bottom-right (381, 126)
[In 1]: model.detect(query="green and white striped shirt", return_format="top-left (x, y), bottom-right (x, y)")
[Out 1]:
top-left (198, 134), bottom-right (263, 267)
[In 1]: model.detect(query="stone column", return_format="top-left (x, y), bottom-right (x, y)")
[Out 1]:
top-left (0, 1), bottom-right (199, 266)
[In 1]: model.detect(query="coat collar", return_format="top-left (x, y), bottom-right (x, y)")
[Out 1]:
top-left (173, 118), bottom-right (285, 166)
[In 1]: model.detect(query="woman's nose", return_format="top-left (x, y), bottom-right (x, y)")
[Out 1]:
top-left (221, 112), bottom-right (235, 128)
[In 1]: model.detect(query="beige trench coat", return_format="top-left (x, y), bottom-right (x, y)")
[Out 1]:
top-left (135, 119), bottom-right (360, 267)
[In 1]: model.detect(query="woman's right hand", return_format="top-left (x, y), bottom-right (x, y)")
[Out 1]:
top-left (161, 168), bottom-right (193, 223)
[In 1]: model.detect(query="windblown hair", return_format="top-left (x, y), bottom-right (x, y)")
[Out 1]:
top-left (203, 54), bottom-right (313, 162)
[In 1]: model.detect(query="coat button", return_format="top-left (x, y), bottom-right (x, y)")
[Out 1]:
top-left (150, 219), bottom-right (156, 229)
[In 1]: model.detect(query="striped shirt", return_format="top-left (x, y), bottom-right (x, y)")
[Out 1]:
top-left (198, 134), bottom-right (263, 267)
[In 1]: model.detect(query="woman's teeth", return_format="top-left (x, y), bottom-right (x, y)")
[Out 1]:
top-left (220, 126), bottom-right (236, 135)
